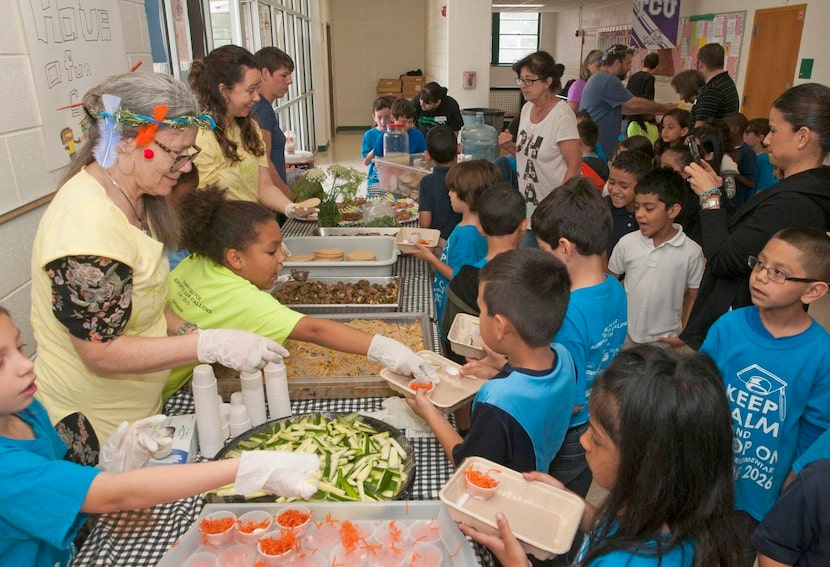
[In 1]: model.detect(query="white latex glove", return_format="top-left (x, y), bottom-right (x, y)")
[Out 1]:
top-left (233, 451), bottom-right (321, 499)
top-left (197, 329), bottom-right (289, 373)
top-left (98, 414), bottom-right (170, 473)
top-left (367, 335), bottom-right (438, 384)
top-left (284, 203), bottom-right (319, 219)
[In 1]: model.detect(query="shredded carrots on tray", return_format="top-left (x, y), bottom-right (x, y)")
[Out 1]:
top-left (339, 520), bottom-right (363, 553)
top-left (199, 516), bottom-right (234, 534)
top-left (278, 509), bottom-right (311, 528)
top-left (465, 467), bottom-right (500, 488)
top-left (237, 518), bottom-right (271, 533)
top-left (259, 530), bottom-right (298, 556)
top-left (388, 520), bottom-right (403, 544)
top-left (410, 381), bottom-right (434, 392)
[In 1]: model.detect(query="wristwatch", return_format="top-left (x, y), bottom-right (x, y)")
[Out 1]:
top-left (701, 197), bottom-right (721, 210)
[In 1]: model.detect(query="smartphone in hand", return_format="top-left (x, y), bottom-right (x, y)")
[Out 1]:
top-left (686, 137), bottom-right (702, 163)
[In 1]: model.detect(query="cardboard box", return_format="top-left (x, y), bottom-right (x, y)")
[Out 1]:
top-left (401, 76), bottom-right (425, 90)
top-left (148, 414), bottom-right (199, 466)
top-left (376, 78), bottom-right (401, 93)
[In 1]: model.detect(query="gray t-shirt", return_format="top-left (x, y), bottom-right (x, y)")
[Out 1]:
top-left (579, 70), bottom-right (633, 157)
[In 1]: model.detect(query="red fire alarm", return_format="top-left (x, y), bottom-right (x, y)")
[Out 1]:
top-left (441, 5), bottom-right (446, 17)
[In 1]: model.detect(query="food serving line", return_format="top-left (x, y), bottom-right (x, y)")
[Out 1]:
top-left (72, 218), bottom-right (496, 566)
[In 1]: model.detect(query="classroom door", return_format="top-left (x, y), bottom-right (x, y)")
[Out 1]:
top-left (741, 5), bottom-right (806, 119)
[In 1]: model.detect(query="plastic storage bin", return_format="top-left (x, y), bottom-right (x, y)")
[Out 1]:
top-left (374, 153), bottom-right (432, 199)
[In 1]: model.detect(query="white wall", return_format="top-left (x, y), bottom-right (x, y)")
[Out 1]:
top-left (424, 0), bottom-right (449, 87)
top-left (329, 0), bottom-right (425, 128)
top-left (0, 0), bottom-right (152, 351)
top-left (445, 0), bottom-right (491, 109)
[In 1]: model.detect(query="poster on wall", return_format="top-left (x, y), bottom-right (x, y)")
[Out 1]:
top-left (631, 0), bottom-right (680, 49)
top-left (18, 1), bottom-right (128, 172)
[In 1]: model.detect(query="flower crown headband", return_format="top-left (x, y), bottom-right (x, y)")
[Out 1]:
top-left (92, 94), bottom-right (216, 168)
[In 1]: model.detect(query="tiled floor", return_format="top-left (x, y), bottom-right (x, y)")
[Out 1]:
top-left (314, 131), bottom-right (366, 170)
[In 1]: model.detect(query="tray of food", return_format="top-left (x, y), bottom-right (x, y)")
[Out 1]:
top-left (336, 195), bottom-right (419, 226)
top-left (271, 277), bottom-right (402, 314)
top-left (207, 412), bottom-right (415, 505)
top-left (314, 226), bottom-right (401, 237)
top-left (439, 456), bottom-right (585, 560)
top-left (283, 312), bottom-right (433, 399)
top-left (396, 227), bottom-right (441, 253)
top-left (380, 350), bottom-right (483, 412)
top-left (282, 236), bottom-right (399, 277)
top-left (156, 501), bottom-right (478, 567)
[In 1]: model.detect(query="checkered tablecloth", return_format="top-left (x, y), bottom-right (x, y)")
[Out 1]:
top-left (71, 220), bottom-right (490, 565)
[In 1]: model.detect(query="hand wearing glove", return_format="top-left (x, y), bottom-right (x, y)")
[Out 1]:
top-left (233, 451), bottom-right (321, 499)
top-left (197, 329), bottom-right (289, 373)
top-left (367, 335), bottom-right (438, 384)
top-left (99, 414), bottom-right (171, 473)
top-left (284, 203), bottom-right (319, 219)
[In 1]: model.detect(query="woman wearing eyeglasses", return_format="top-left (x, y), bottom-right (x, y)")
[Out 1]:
top-left (188, 45), bottom-right (312, 219)
top-left (30, 72), bottom-right (287, 441)
top-left (678, 83), bottom-right (830, 350)
top-left (499, 51), bottom-right (581, 241)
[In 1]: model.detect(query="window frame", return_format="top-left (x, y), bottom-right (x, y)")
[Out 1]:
top-left (491, 12), bottom-right (541, 67)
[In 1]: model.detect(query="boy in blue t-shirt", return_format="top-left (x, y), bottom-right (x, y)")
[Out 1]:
top-left (418, 125), bottom-right (461, 242)
top-left (371, 98), bottom-right (427, 159)
top-left (701, 228), bottom-right (830, 565)
top-left (405, 160), bottom-right (500, 338)
top-left (361, 95), bottom-right (394, 186)
top-left (531, 177), bottom-right (628, 497)
top-left (408, 249), bottom-right (575, 474)
top-left (744, 117), bottom-right (778, 193)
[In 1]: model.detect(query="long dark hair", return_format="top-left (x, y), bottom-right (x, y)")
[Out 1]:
top-left (179, 186), bottom-right (274, 265)
top-left (419, 82), bottom-right (448, 105)
top-left (189, 45), bottom-right (265, 164)
top-left (773, 83), bottom-right (830, 155)
top-left (579, 346), bottom-right (741, 567)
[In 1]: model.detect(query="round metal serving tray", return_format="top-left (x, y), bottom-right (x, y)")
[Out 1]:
top-left (206, 412), bottom-right (416, 503)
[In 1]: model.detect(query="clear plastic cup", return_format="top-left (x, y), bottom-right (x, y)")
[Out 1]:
top-left (372, 519), bottom-right (410, 548)
top-left (275, 505), bottom-right (312, 538)
top-left (257, 529), bottom-right (297, 565)
top-left (235, 510), bottom-right (273, 545)
top-left (217, 544), bottom-right (255, 567)
top-left (182, 551), bottom-right (218, 567)
top-left (329, 543), bottom-right (368, 567)
top-left (408, 519), bottom-right (442, 543)
top-left (408, 541), bottom-right (443, 567)
top-left (199, 511), bottom-right (237, 547)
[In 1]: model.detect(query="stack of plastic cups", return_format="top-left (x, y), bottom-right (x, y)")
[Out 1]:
top-left (230, 391), bottom-right (244, 406)
top-left (240, 369), bottom-right (267, 427)
top-left (228, 405), bottom-right (253, 438)
top-left (218, 399), bottom-right (231, 441)
top-left (264, 358), bottom-right (292, 420)
top-left (192, 364), bottom-right (225, 458)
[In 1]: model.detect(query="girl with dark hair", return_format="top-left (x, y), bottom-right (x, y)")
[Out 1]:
top-left (461, 345), bottom-right (742, 567)
top-left (680, 82), bottom-right (830, 349)
top-left (670, 69), bottom-right (705, 110)
top-left (411, 81), bottom-right (464, 136)
top-left (188, 45), bottom-right (312, 219)
top-left (654, 108), bottom-right (692, 156)
top-left (499, 51), bottom-right (581, 239)
top-left (164, 187), bottom-right (435, 399)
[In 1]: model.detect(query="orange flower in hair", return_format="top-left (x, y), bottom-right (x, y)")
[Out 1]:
top-left (135, 104), bottom-right (169, 147)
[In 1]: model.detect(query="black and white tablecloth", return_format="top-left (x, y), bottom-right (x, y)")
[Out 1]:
top-left (71, 220), bottom-right (493, 566)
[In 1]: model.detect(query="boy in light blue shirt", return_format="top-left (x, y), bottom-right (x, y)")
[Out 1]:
top-left (701, 228), bottom-right (830, 566)
top-left (371, 98), bottom-right (427, 159)
top-left (361, 95), bottom-right (394, 186)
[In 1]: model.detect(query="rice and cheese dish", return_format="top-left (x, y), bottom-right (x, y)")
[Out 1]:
top-left (284, 319), bottom-right (425, 378)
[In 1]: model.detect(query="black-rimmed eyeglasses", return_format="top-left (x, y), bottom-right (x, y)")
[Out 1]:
top-left (516, 77), bottom-right (544, 86)
top-left (154, 140), bottom-right (201, 172)
top-left (748, 256), bottom-right (825, 285)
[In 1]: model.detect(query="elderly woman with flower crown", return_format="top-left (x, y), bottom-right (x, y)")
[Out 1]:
top-left (188, 45), bottom-right (313, 218)
top-left (30, 72), bottom-right (289, 442)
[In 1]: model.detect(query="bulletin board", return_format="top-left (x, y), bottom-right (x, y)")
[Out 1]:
top-left (672, 12), bottom-right (746, 80)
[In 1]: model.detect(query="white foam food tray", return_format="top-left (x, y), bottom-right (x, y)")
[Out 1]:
top-left (439, 456), bottom-right (585, 560)
top-left (380, 350), bottom-right (483, 412)
top-left (447, 313), bottom-right (486, 360)
top-left (395, 227), bottom-right (441, 253)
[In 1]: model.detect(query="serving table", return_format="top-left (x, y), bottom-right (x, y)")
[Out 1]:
top-left (72, 219), bottom-right (494, 566)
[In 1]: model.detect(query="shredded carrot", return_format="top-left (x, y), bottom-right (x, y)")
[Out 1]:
top-left (388, 520), bottom-right (403, 544)
top-left (325, 512), bottom-right (337, 525)
top-left (339, 520), bottom-right (363, 553)
top-left (405, 497), bottom-right (409, 517)
top-left (170, 540), bottom-right (180, 548)
top-left (411, 381), bottom-right (434, 392)
top-left (199, 516), bottom-right (234, 534)
top-left (259, 530), bottom-right (298, 556)
top-left (277, 508), bottom-right (311, 528)
top-left (362, 542), bottom-right (382, 553)
top-left (449, 540), bottom-right (464, 558)
top-left (465, 467), bottom-right (500, 488)
top-left (417, 239), bottom-right (430, 246)
top-left (254, 562), bottom-right (265, 567)
top-left (237, 518), bottom-right (271, 534)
